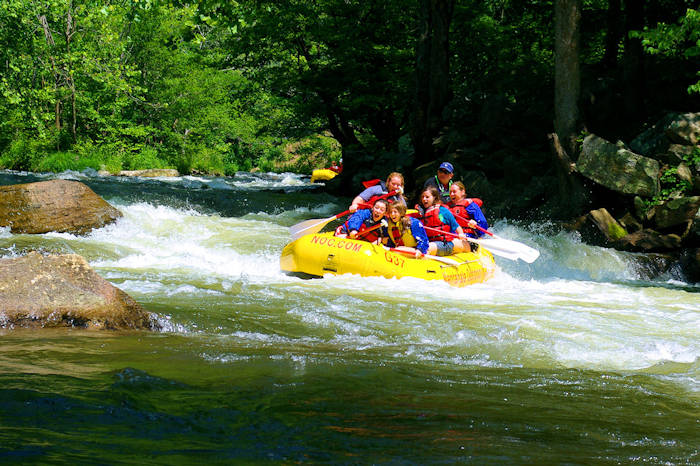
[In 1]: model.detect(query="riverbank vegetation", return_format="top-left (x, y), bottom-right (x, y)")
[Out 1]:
top-left (0, 1), bottom-right (339, 175)
top-left (1, 2), bottom-right (698, 186)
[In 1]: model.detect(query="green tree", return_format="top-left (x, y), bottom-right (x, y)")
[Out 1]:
top-left (0, 0), bottom-right (145, 165)
top-left (214, 0), bottom-right (416, 185)
top-left (632, 8), bottom-right (700, 94)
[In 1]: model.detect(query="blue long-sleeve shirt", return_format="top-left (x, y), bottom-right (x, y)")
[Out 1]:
top-left (340, 209), bottom-right (388, 237)
top-left (343, 209), bottom-right (371, 233)
top-left (463, 203), bottom-right (488, 238)
top-left (408, 217), bottom-right (430, 254)
top-left (386, 217), bottom-right (430, 254)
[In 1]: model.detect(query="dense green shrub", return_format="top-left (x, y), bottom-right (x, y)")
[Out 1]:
top-left (0, 137), bottom-right (44, 171)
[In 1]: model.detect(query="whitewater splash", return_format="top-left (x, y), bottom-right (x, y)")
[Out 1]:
top-left (33, 200), bottom-right (691, 383)
top-left (1, 169), bottom-right (697, 388)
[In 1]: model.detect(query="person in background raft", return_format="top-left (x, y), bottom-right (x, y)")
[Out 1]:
top-left (418, 186), bottom-right (469, 256)
top-left (423, 162), bottom-right (454, 204)
top-left (349, 172), bottom-right (406, 213)
top-left (385, 201), bottom-right (430, 258)
top-left (447, 181), bottom-right (488, 238)
top-left (335, 199), bottom-right (389, 244)
top-left (329, 158), bottom-right (343, 173)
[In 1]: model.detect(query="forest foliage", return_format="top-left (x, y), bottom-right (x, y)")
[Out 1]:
top-left (0, 0), bottom-right (698, 177)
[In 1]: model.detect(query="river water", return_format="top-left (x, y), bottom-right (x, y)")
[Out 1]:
top-left (0, 170), bottom-right (697, 464)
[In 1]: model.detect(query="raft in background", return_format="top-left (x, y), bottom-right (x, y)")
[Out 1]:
top-left (310, 168), bottom-right (339, 183)
top-left (280, 232), bottom-right (496, 287)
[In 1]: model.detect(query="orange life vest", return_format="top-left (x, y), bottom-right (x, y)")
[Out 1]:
top-left (448, 198), bottom-right (482, 236)
top-left (421, 206), bottom-right (452, 242)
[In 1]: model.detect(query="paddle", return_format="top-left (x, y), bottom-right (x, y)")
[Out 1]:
top-left (448, 213), bottom-right (540, 263)
top-left (289, 209), bottom-right (352, 240)
top-left (422, 225), bottom-right (540, 263)
top-left (355, 219), bottom-right (388, 240)
top-left (388, 247), bottom-right (460, 266)
top-left (289, 190), bottom-right (400, 240)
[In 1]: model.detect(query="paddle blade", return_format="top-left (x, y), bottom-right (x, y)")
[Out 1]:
top-left (289, 216), bottom-right (334, 240)
top-left (289, 209), bottom-right (352, 240)
top-left (472, 237), bottom-right (540, 263)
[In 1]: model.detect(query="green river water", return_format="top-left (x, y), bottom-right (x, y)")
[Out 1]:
top-left (0, 170), bottom-right (697, 464)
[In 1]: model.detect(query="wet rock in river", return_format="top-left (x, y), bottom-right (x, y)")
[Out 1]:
top-left (614, 229), bottom-right (682, 252)
top-left (588, 208), bottom-right (628, 242)
top-left (0, 252), bottom-right (158, 330)
top-left (118, 169), bottom-right (180, 177)
top-left (0, 179), bottom-right (122, 235)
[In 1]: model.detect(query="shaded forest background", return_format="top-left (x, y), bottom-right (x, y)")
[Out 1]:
top-left (1, 0), bottom-right (698, 218)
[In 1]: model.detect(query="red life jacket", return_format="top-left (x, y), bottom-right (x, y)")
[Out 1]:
top-left (357, 216), bottom-right (384, 243)
top-left (421, 206), bottom-right (452, 242)
top-left (361, 180), bottom-right (403, 206)
top-left (448, 199), bottom-right (481, 236)
top-left (329, 161), bottom-right (342, 173)
top-left (388, 221), bottom-right (404, 246)
top-left (447, 198), bottom-right (483, 211)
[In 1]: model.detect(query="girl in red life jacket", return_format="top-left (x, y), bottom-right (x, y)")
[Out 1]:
top-left (447, 181), bottom-right (489, 238)
top-left (419, 186), bottom-right (469, 256)
top-left (348, 172), bottom-right (406, 213)
top-left (335, 198), bottom-right (389, 244)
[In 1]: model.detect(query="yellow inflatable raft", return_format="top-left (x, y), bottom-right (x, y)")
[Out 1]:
top-left (310, 168), bottom-right (338, 183)
top-left (280, 232), bottom-right (496, 287)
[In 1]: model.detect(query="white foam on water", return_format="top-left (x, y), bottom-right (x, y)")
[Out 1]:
top-left (45, 202), bottom-right (291, 298)
top-left (7, 186), bottom-right (696, 385)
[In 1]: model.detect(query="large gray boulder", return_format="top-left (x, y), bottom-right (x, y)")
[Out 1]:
top-left (0, 179), bottom-right (121, 235)
top-left (577, 135), bottom-right (660, 197)
top-left (680, 248), bottom-right (700, 283)
top-left (629, 112), bottom-right (700, 157)
top-left (652, 196), bottom-right (700, 229)
top-left (0, 252), bottom-right (157, 330)
top-left (629, 117), bottom-right (672, 157)
top-left (665, 112), bottom-right (700, 146)
top-left (615, 229), bottom-right (682, 252)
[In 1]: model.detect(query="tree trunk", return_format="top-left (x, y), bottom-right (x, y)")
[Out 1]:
top-left (551, 0), bottom-right (587, 218)
top-left (548, 132), bottom-right (588, 217)
top-left (410, 0), bottom-right (455, 167)
top-left (554, 0), bottom-right (582, 158)
top-left (323, 100), bottom-right (366, 192)
top-left (622, 1), bottom-right (646, 135)
top-left (38, 14), bottom-right (62, 144)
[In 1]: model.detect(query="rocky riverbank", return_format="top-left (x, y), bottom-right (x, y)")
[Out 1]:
top-left (406, 112), bottom-right (700, 282)
top-left (562, 113), bottom-right (700, 281)
top-left (0, 179), bottom-right (157, 330)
